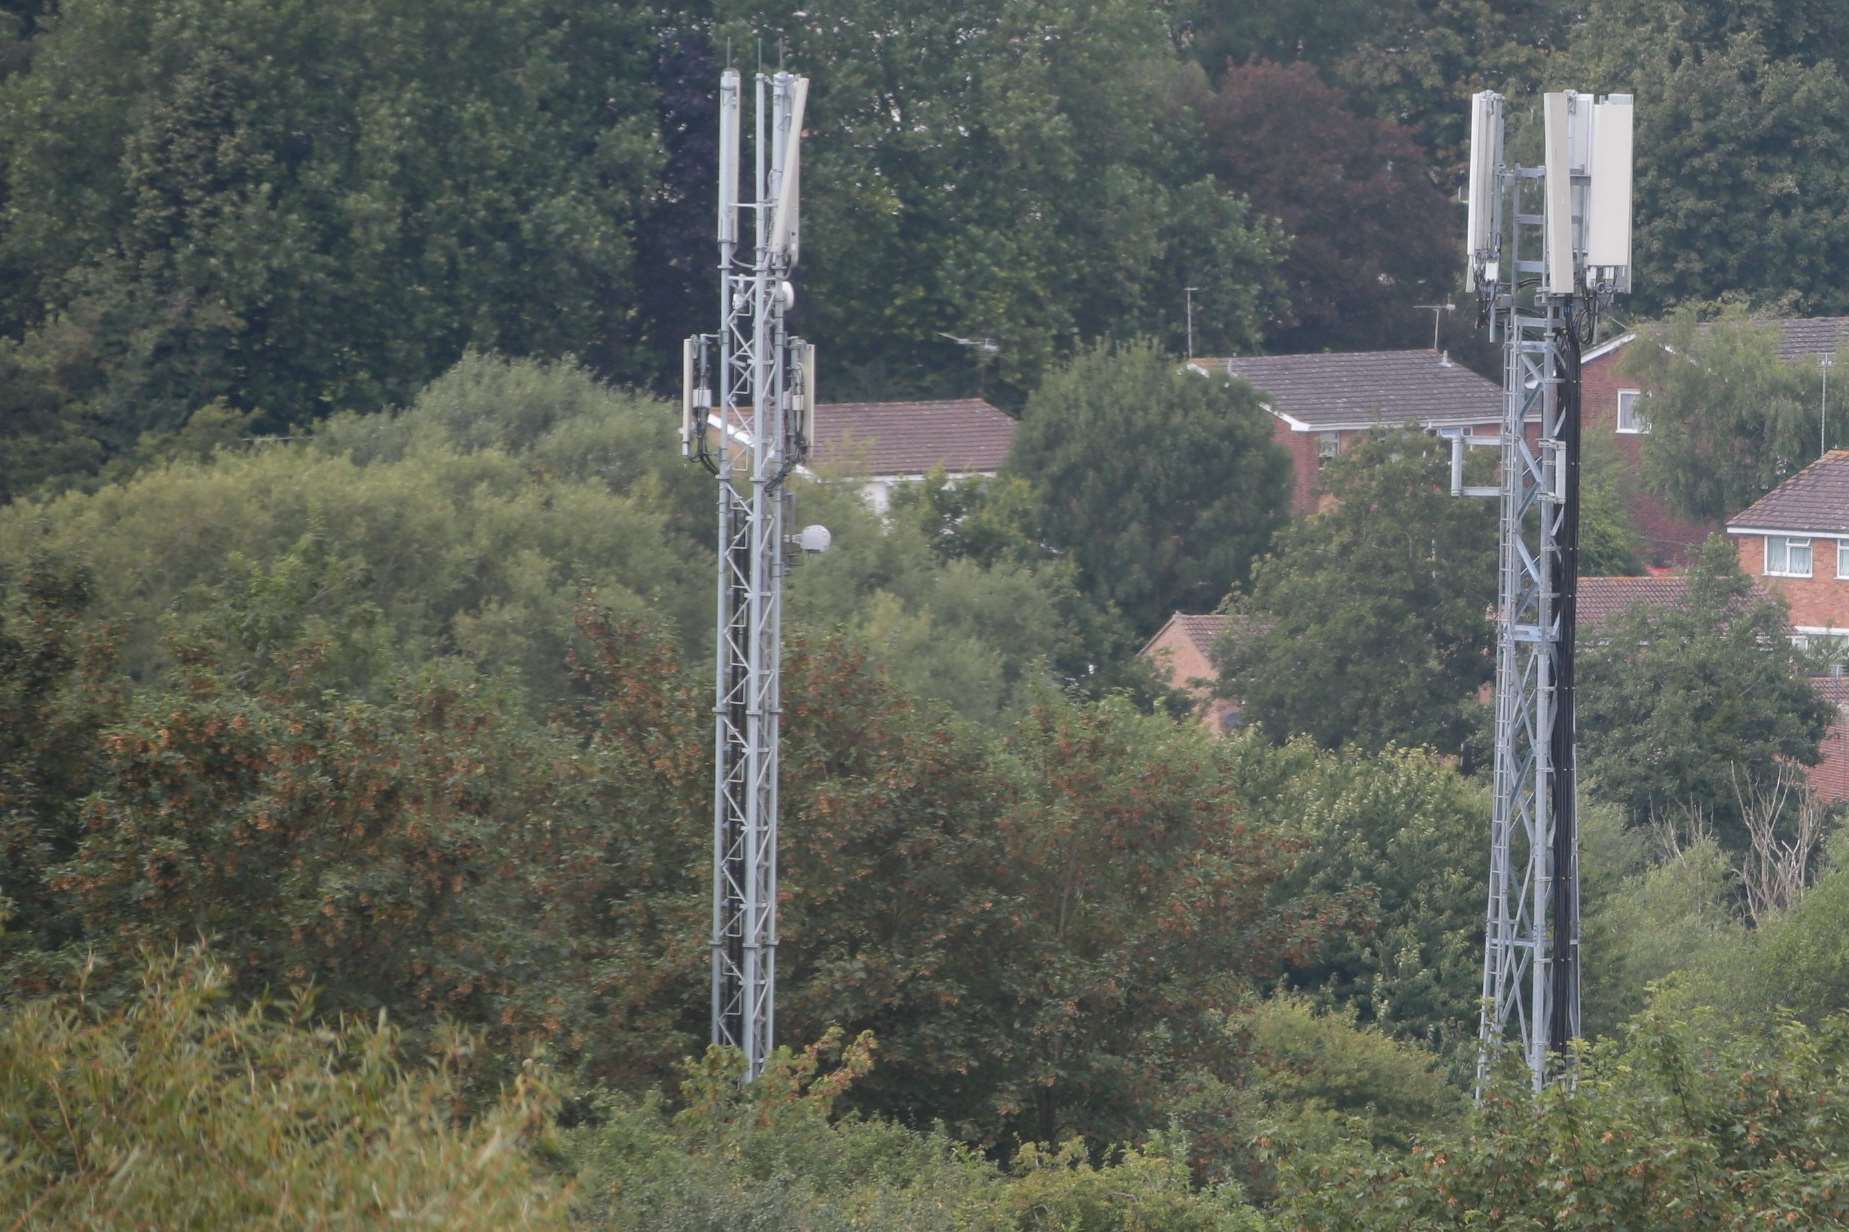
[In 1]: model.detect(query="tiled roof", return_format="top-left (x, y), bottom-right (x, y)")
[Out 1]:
top-left (1138, 611), bottom-right (1272, 661)
top-left (1171, 613), bottom-right (1234, 659)
top-left (810, 399), bottom-right (1015, 476)
top-left (1729, 451), bottom-right (1849, 534)
top-left (1576, 574), bottom-right (1777, 631)
top-left (1196, 350), bottom-right (1504, 430)
top-left (1814, 674), bottom-right (1849, 708)
top-left (1577, 576), bottom-right (1695, 631)
top-left (1774, 317), bottom-right (1849, 360)
top-left (1590, 316), bottom-right (1849, 366)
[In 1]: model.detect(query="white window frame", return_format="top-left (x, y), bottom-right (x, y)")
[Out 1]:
top-left (1838, 539), bottom-right (1849, 579)
top-left (1767, 535), bottom-right (1814, 578)
top-left (1316, 431), bottom-right (1340, 460)
top-left (1616, 389), bottom-right (1649, 434)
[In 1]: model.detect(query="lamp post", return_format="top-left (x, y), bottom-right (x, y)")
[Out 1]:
top-left (1822, 354), bottom-right (1835, 455)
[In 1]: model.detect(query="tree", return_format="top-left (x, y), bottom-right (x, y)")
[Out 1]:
top-left (983, 696), bottom-right (1326, 1148)
top-left (1578, 535), bottom-right (1835, 849)
top-left (1578, 426), bottom-right (1648, 576)
top-left (1229, 738), bottom-right (1488, 1066)
top-left (0, 0), bottom-right (664, 493)
top-left (1009, 339), bottom-right (1291, 637)
top-left (1562, 18), bottom-right (1849, 320)
top-left (722, 0), bottom-right (1289, 404)
top-left (1623, 306), bottom-right (1849, 523)
top-left (1196, 61), bottom-right (1458, 353)
top-left (1217, 429), bottom-right (1497, 757)
top-left (1276, 1002), bottom-right (1849, 1229)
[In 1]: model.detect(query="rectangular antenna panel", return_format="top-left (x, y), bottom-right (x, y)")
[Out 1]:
top-left (1465, 92), bottom-right (1503, 278)
top-left (718, 70), bottom-right (740, 248)
top-left (1542, 92), bottom-right (1576, 294)
top-left (795, 341), bottom-right (815, 446)
top-left (769, 75), bottom-right (807, 266)
top-left (681, 336), bottom-right (699, 458)
top-left (1587, 95), bottom-right (1633, 288)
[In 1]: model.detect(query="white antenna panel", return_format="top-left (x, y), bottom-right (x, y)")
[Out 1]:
top-left (1542, 92), bottom-right (1576, 294)
top-left (681, 336), bottom-right (699, 458)
top-left (769, 75), bottom-right (807, 266)
top-left (718, 70), bottom-right (740, 248)
top-left (796, 341), bottom-right (816, 443)
top-left (1465, 92), bottom-right (1503, 279)
top-left (1586, 95), bottom-right (1633, 288)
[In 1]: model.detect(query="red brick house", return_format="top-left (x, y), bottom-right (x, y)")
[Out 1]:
top-left (809, 398), bottom-right (1016, 515)
top-left (1723, 452), bottom-right (1849, 803)
top-left (1139, 612), bottom-right (1241, 732)
top-left (1727, 450), bottom-right (1849, 647)
top-left (1190, 350), bottom-right (1512, 515)
top-left (1579, 316), bottom-right (1849, 565)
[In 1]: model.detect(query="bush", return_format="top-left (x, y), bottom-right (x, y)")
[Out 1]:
top-left (0, 948), bottom-right (568, 1229)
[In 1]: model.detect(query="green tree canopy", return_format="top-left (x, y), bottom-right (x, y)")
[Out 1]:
top-left (0, 0), bottom-right (663, 497)
top-left (1008, 340), bottom-right (1290, 637)
top-left (1216, 429), bottom-right (1497, 757)
top-left (1624, 306), bottom-right (1848, 522)
top-left (1563, 10), bottom-right (1849, 319)
top-left (1578, 535), bottom-right (1834, 848)
top-left (1276, 1002), bottom-right (1849, 1229)
top-left (722, 0), bottom-right (1289, 403)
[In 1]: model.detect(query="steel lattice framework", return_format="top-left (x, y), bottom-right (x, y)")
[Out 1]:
top-left (684, 68), bottom-right (812, 1080)
top-left (1469, 94), bottom-right (1607, 1095)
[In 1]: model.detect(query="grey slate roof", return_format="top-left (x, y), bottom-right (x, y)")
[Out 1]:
top-left (1729, 451), bottom-right (1849, 534)
top-left (1591, 316), bottom-right (1849, 367)
top-left (1197, 350), bottom-right (1504, 430)
top-left (1775, 317), bottom-right (1849, 360)
top-left (810, 399), bottom-right (1016, 476)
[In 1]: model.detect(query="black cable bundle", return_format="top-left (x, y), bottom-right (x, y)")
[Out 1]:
top-left (1547, 306), bottom-right (1584, 1057)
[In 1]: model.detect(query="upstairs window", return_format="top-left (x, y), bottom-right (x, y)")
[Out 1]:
top-left (1317, 432), bottom-right (1340, 460)
top-left (1839, 539), bottom-right (1849, 579)
top-left (1617, 390), bottom-right (1649, 434)
top-left (1767, 535), bottom-right (1813, 577)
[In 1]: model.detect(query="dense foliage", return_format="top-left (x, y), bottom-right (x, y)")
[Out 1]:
top-left (1625, 306), bottom-right (1849, 522)
top-left (1578, 535), bottom-right (1834, 849)
top-left (13, 1), bottom-right (1849, 1224)
top-left (1008, 340), bottom-right (1290, 638)
top-left (1216, 430), bottom-right (1497, 760)
top-left (1, 949), bottom-right (569, 1229)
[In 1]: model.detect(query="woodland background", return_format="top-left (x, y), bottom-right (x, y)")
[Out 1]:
top-left (8, 1), bottom-right (1849, 1227)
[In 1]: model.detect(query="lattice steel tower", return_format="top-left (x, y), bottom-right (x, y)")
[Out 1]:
top-left (1464, 91), bottom-right (1632, 1094)
top-left (682, 67), bottom-right (815, 1080)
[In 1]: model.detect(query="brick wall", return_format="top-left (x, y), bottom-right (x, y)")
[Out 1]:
top-left (1733, 534), bottom-right (1849, 629)
top-left (1581, 346), bottom-right (1717, 564)
top-left (1276, 420), bottom-right (1507, 516)
top-left (1273, 418), bottom-right (1321, 515)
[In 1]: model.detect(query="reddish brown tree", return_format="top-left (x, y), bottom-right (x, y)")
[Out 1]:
top-left (1198, 61), bottom-right (1459, 354)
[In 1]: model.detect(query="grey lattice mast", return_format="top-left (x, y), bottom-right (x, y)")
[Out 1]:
top-left (682, 67), bottom-right (816, 1080)
top-left (1461, 90), bottom-right (1633, 1094)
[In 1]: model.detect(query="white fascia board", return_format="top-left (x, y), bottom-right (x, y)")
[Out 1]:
top-left (1289, 412), bottom-right (1530, 432)
top-left (1266, 407), bottom-right (1312, 431)
top-left (1580, 333), bottom-right (1636, 365)
top-left (1727, 526), bottom-right (1846, 539)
